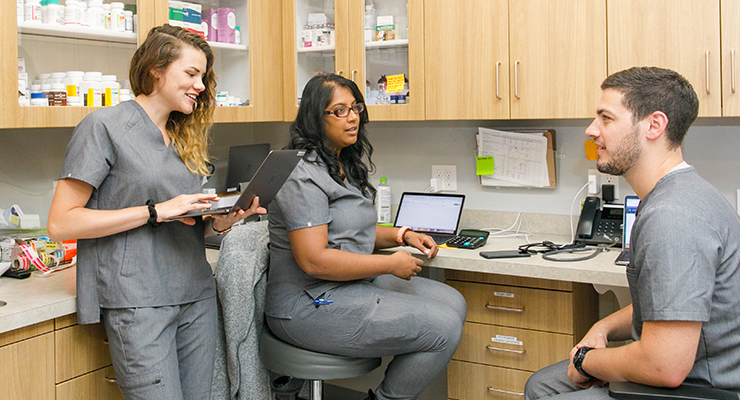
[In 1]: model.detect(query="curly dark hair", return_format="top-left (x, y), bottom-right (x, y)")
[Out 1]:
top-left (289, 74), bottom-right (376, 199)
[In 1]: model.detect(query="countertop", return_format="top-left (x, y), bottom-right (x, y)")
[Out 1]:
top-left (0, 234), bottom-right (627, 336)
top-left (0, 249), bottom-right (221, 335)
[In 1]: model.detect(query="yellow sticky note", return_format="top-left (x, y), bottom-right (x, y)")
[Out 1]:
top-left (386, 74), bottom-right (405, 94)
top-left (584, 139), bottom-right (599, 161)
top-left (476, 156), bottom-right (495, 175)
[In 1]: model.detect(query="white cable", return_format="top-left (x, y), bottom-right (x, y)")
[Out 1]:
top-left (482, 212), bottom-right (533, 241)
top-left (570, 181), bottom-right (590, 242)
top-left (0, 180), bottom-right (54, 197)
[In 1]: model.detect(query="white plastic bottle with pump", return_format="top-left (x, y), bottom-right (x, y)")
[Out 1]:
top-left (376, 177), bottom-right (392, 224)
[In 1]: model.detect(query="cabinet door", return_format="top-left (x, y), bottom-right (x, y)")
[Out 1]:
top-left (283, 0), bottom-right (350, 121)
top-left (722, 0), bottom-right (740, 116)
top-left (3, 1), bottom-right (155, 129)
top-left (0, 333), bottom-right (55, 400)
top-left (350, 0), bottom-right (424, 121)
top-left (176, 0), bottom-right (283, 122)
top-left (608, 0), bottom-right (721, 117)
top-left (510, 0), bottom-right (606, 119)
top-left (424, 0), bottom-right (508, 120)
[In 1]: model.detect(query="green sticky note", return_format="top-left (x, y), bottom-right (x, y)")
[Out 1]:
top-left (476, 156), bottom-right (495, 175)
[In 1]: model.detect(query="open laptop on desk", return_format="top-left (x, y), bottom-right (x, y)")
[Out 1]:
top-left (615, 195), bottom-right (640, 265)
top-left (393, 192), bottom-right (465, 244)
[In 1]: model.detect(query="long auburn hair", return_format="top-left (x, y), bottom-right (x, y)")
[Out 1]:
top-left (289, 74), bottom-right (376, 198)
top-left (129, 24), bottom-right (216, 175)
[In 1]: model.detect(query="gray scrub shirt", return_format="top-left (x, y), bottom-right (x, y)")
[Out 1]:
top-left (60, 101), bottom-right (215, 324)
top-left (265, 151), bottom-right (377, 319)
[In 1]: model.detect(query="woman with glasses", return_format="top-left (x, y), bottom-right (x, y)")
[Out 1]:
top-left (265, 74), bottom-right (467, 400)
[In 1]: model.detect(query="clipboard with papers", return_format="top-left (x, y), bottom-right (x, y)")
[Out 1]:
top-left (475, 128), bottom-right (557, 188)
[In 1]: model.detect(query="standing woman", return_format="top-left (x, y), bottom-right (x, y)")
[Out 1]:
top-left (266, 74), bottom-right (467, 400)
top-left (48, 25), bottom-right (264, 400)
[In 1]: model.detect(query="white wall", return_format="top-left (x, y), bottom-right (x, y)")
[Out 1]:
top-left (2, 118), bottom-right (740, 227)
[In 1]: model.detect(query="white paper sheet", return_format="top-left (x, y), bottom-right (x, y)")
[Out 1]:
top-left (477, 127), bottom-right (550, 187)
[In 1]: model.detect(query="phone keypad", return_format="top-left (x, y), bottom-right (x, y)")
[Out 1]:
top-left (595, 220), bottom-right (621, 241)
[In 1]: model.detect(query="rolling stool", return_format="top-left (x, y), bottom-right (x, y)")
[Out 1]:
top-left (259, 325), bottom-right (382, 400)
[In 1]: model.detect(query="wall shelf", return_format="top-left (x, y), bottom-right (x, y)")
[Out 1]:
top-left (18, 22), bottom-right (137, 44)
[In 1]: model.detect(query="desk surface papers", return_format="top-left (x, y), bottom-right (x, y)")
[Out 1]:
top-left (477, 127), bottom-right (551, 188)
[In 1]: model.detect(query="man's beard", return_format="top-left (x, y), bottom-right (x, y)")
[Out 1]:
top-left (597, 123), bottom-right (641, 176)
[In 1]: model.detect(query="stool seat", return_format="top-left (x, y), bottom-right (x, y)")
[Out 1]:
top-left (259, 325), bottom-right (381, 381)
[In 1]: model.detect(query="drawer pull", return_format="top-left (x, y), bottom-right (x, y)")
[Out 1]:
top-left (487, 386), bottom-right (524, 396)
top-left (104, 377), bottom-right (117, 384)
top-left (486, 345), bottom-right (526, 354)
top-left (103, 339), bottom-right (109, 345)
top-left (485, 304), bottom-right (525, 313)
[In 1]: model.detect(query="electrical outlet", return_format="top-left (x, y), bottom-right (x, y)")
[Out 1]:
top-left (602, 173), bottom-right (619, 200)
top-left (431, 165), bottom-right (457, 191)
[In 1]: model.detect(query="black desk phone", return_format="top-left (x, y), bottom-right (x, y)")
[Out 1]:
top-left (575, 196), bottom-right (623, 247)
top-left (445, 229), bottom-right (489, 249)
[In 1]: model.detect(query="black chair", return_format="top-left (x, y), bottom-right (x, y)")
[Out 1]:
top-left (609, 381), bottom-right (739, 400)
top-left (259, 325), bottom-right (381, 400)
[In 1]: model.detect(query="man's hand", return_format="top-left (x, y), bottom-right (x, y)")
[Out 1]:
top-left (567, 333), bottom-right (608, 388)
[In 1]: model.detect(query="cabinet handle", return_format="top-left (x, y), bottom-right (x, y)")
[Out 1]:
top-left (514, 61), bottom-right (521, 99)
top-left (487, 386), bottom-right (524, 396)
top-left (336, 70), bottom-right (345, 77)
top-left (706, 51), bottom-right (711, 94)
top-left (351, 70), bottom-right (357, 81)
top-left (104, 377), bottom-right (117, 384)
top-left (486, 345), bottom-right (526, 354)
top-left (103, 339), bottom-right (109, 345)
top-left (485, 303), bottom-right (525, 312)
top-left (732, 49), bottom-right (736, 94)
top-left (496, 61), bottom-right (502, 100)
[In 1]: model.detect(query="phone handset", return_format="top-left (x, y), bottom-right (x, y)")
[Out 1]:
top-left (576, 196), bottom-right (601, 240)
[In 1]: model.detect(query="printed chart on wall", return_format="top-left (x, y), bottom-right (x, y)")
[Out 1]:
top-left (475, 128), bottom-right (557, 188)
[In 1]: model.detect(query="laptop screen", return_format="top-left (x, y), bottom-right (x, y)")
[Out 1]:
top-left (225, 144), bottom-right (271, 193)
top-left (623, 195), bottom-right (640, 249)
top-left (394, 192), bottom-right (465, 235)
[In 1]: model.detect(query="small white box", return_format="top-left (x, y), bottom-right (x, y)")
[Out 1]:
top-left (18, 58), bottom-right (26, 73)
top-left (307, 13), bottom-right (328, 25)
top-left (19, 214), bottom-right (40, 229)
top-left (376, 15), bottom-right (394, 26)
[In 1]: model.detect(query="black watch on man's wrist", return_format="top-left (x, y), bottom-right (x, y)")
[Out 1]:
top-left (573, 346), bottom-right (595, 380)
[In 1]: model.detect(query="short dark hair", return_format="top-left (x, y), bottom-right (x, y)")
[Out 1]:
top-left (289, 74), bottom-right (376, 198)
top-left (601, 67), bottom-right (699, 149)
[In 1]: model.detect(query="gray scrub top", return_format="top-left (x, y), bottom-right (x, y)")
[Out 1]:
top-left (60, 100), bottom-right (215, 324)
top-left (265, 151), bottom-right (377, 319)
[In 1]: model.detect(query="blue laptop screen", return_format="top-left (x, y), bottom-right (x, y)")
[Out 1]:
top-left (623, 196), bottom-right (640, 249)
top-left (394, 193), bottom-right (465, 235)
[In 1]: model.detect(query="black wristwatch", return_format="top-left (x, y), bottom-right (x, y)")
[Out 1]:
top-left (573, 346), bottom-right (595, 380)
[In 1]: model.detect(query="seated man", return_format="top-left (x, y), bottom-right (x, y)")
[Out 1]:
top-left (525, 67), bottom-right (740, 399)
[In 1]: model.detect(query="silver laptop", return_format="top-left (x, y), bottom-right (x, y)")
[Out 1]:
top-left (615, 195), bottom-right (640, 265)
top-left (393, 192), bottom-right (466, 244)
top-left (169, 149), bottom-right (305, 220)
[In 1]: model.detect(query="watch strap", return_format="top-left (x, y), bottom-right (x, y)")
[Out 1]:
top-left (573, 346), bottom-right (595, 380)
top-left (396, 226), bottom-right (411, 246)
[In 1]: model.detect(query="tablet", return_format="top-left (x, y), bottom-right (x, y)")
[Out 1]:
top-left (168, 149), bottom-right (305, 219)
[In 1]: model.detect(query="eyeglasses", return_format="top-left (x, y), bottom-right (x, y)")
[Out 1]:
top-left (324, 103), bottom-right (365, 118)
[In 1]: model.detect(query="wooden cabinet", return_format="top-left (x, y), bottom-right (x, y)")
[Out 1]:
top-left (0, 322), bottom-right (55, 400)
top-left (446, 270), bottom-right (598, 399)
top-left (53, 314), bottom-right (122, 399)
top-left (424, 0), bottom-right (509, 120)
top-left (2, 0), bottom-right (282, 129)
top-left (607, 0), bottom-right (721, 117)
top-left (722, 0), bottom-right (740, 116)
top-left (425, 0), bottom-right (606, 120)
top-left (282, 0), bottom-right (424, 121)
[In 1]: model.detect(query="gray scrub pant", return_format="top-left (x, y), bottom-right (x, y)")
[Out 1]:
top-left (524, 360), bottom-right (611, 400)
top-left (102, 297), bottom-right (218, 400)
top-left (267, 275), bottom-right (467, 400)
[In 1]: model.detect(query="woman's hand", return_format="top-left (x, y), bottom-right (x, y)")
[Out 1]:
top-left (155, 193), bottom-right (220, 225)
top-left (388, 250), bottom-right (424, 280)
top-left (404, 231), bottom-right (438, 259)
top-left (210, 196), bottom-right (267, 233)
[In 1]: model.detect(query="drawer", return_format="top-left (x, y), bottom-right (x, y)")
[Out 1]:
top-left (55, 323), bottom-right (112, 383)
top-left (448, 360), bottom-right (531, 400)
top-left (447, 280), bottom-right (574, 334)
top-left (56, 365), bottom-right (123, 400)
top-left (453, 322), bottom-right (573, 372)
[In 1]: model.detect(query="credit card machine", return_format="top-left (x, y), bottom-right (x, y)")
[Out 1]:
top-left (445, 229), bottom-right (490, 249)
